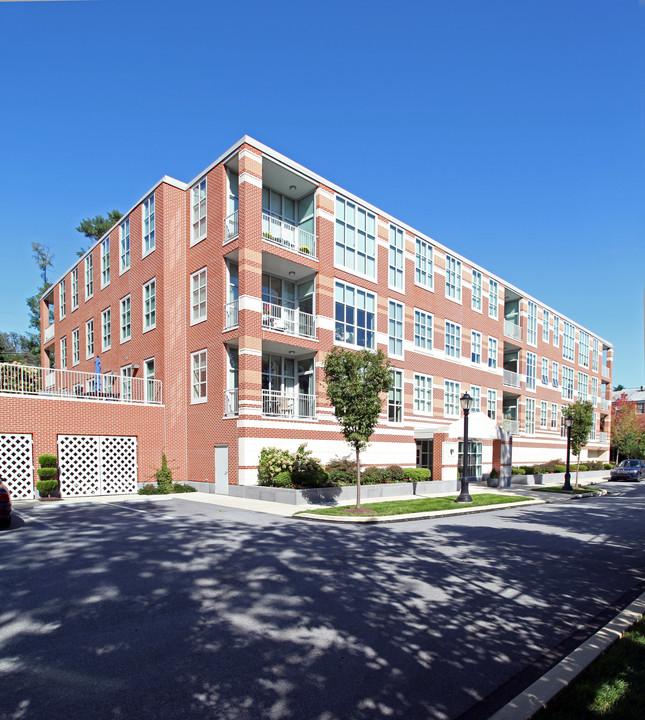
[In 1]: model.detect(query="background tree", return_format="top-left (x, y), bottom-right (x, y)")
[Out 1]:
top-left (76, 209), bottom-right (122, 256)
top-left (0, 331), bottom-right (39, 365)
top-left (24, 242), bottom-right (55, 364)
top-left (563, 401), bottom-right (594, 486)
top-left (611, 394), bottom-right (645, 462)
top-left (613, 383), bottom-right (625, 392)
top-left (323, 347), bottom-right (392, 509)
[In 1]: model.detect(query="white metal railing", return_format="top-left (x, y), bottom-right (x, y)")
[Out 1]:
top-left (602, 366), bottom-right (610, 379)
top-left (262, 213), bottom-right (316, 257)
top-left (599, 431), bottom-right (608, 443)
top-left (224, 300), bottom-right (239, 329)
top-left (504, 320), bottom-right (522, 342)
top-left (224, 388), bottom-right (238, 416)
top-left (503, 369), bottom-right (521, 389)
top-left (502, 419), bottom-right (519, 435)
top-left (224, 211), bottom-right (238, 242)
top-left (262, 301), bottom-right (316, 339)
top-left (600, 398), bottom-right (610, 411)
top-left (0, 362), bottom-right (162, 405)
top-left (44, 324), bottom-right (55, 342)
top-left (262, 389), bottom-right (316, 419)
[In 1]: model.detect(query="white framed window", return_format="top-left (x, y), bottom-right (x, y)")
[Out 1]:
top-left (413, 374), bottom-right (433, 414)
top-left (415, 238), bottom-right (433, 289)
top-left (563, 321), bottom-right (575, 361)
top-left (445, 255), bottom-right (462, 302)
top-left (59, 280), bottom-right (66, 320)
top-left (71, 267), bottom-right (79, 311)
top-left (191, 349), bottom-right (208, 403)
top-left (72, 328), bottom-right (79, 366)
top-left (471, 269), bottom-right (482, 311)
top-left (470, 385), bottom-right (481, 412)
top-left (85, 319), bottom-right (94, 359)
top-left (471, 331), bottom-right (482, 364)
top-left (85, 254), bottom-right (93, 300)
top-left (334, 280), bottom-right (376, 349)
top-left (578, 372), bottom-right (589, 402)
top-left (335, 196), bottom-right (376, 278)
top-left (542, 309), bottom-right (550, 342)
top-left (525, 397), bottom-right (535, 435)
top-left (553, 315), bottom-right (560, 347)
top-left (101, 238), bottom-right (110, 288)
top-left (458, 441), bottom-right (483, 479)
top-left (579, 330), bottom-right (590, 368)
top-left (487, 389), bottom-right (497, 420)
top-left (488, 278), bottom-right (498, 319)
top-left (388, 369), bottom-right (403, 422)
top-left (444, 380), bottom-right (460, 417)
top-left (590, 412), bottom-right (597, 441)
top-left (191, 268), bottom-right (207, 324)
top-left (562, 366), bottom-right (574, 400)
top-left (388, 300), bottom-right (403, 357)
top-left (592, 337), bottom-right (599, 373)
top-left (119, 218), bottom-right (130, 273)
top-left (142, 194), bottom-right (155, 256)
top-left (191, 178), bottom-right (207, 245)
top-left (389, 224), bottom-right (404, 291)
top-left (540, 401), bottom-right (548, 429)
top-left (121, 365), bottom-right (133, 402)
top-left (488, 337), bottom-right (498, 368)
top-left (527, 301), bottom-right (537, 345)
top-left (144, 358), bottom-right (155, 403)
top-left (541, 357), bottom-right (549, 384)
top-left (101, 308), bottom-right (111, 351)
top-left (526, 351), bottom-right (536, 390)
top-left (120, 295), bottom-right (131, 343)
top-left (445, 321), bottom-right (461, 358)
top-left (592, 376), bottom-right (598, 404)
top-left (414, 309), bottom-right (433, 350)
top-left (551, 403), bottom-right (558, 430)
top-left (59, 336), bottom-right (67, 369)
top-left (143, 279), bottom-right (156, 331)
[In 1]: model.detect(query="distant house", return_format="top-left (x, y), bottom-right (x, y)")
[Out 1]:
top-left (612, 387), bottom-right (645, 415)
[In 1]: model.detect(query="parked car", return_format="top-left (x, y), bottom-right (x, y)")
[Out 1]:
top-left (0, 481), bottom-right (11, 527)
top-left (609, 459), bottom-right (645, 482)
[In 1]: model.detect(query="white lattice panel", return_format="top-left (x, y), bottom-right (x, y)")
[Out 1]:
top-left (58, 435), bottom-right (101, 497)
top-left (100, 436), bottom-right (137, 494)
top-left (0, 433), bottom-right (34, 499)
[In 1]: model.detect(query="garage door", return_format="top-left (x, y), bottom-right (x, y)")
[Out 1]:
top-left (0, 433), bottom-right (34, 499)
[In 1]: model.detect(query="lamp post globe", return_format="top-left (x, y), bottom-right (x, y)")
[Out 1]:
top-left (563, 414), bottom-right (573, 492)
top-left (456, 392), bottom-right (473, 503)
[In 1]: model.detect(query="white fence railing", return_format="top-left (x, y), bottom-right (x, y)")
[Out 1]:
top-left (224, 300), bottom-right (239, 329)
top-left (262, 389), bottom-right (316, 419)
top-left (224, 389), bottom-right (238, 416)
top-left (44, 324), bottom-right (55, 342)
top-left (599, 431), bottom-right (608, 443)
top-left (224, 211), bottom-right (238, 242)
top-left (504, 320), bottom-right (522, 342)
top-left (262, 302), bottom-right (316, 339)
top-left (602, 366), bottom-right (610, 379)
top-left (262, 213), bottom-right (316, 257)
top-left (600, 398), bottom-right (610, 412)
top-left (502, 419), bottom-right (519, 435)
top-left (503, 369), bottom-right (521, 389)
top-left (0, 362), bottom-right (162, 405)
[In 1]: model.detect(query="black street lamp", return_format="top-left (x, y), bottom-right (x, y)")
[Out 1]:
top-left (457, 392), bottom-right (473, 503)
top-left (563, 414), bottom-right (573, 492)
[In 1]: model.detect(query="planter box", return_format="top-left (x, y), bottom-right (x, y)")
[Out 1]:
top-left (511, 469), bottom-right (609, 486)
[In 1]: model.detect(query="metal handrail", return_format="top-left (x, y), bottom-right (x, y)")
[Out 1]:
top-left (262, 213), bottom-right (316, 257)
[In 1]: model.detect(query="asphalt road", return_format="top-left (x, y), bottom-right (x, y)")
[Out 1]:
top-left (1, 483), bottom-right (644, 720)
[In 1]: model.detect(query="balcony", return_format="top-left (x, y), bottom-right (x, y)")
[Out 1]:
top-left (502, 419), bottom-right (519, 435)
top-left (599, 431), bottom-right (608, 443)
top-left (600, 398), bottom-right (610, 412)
top-left (224, 300), bottom-right (239, 330)
top-left (224, 211), bottom-right (239, 243)
top-left (0, 362), bottom-right (162, 405)
top-left (224, 388), bottom-right (238, 416)
top-left (44, 324), bottom-right (55, 343)
top-left (602, 366), bottom-right (610, 379)
top-left (262, 389), bottom-right (316, 419)
top-left (504, 320), bottom-right (522, 342)
top-left (262, 302), bottom-right (316, 339)
top-left (503, 369), bottom-right (521, 389)
top-left (262, 213), bottom-right (316, 258)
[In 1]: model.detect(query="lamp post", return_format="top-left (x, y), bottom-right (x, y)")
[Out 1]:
top-left (563, 414), bottom-right (573, 492)
top-left (457, 392), bottom-right (473, 503)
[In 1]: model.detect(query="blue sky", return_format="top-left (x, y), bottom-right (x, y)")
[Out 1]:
top-left (0, 0), bottom-right (642, 385)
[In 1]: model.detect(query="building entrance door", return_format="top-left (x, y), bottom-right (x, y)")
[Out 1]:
top-left (215, 445), bottom-right (229, 495)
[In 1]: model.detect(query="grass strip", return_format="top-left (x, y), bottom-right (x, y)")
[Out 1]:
top-left (534, 486), bottom-right (597, 495)
top-left (534, 616), bottom-right (645, 720)
top-left (296, 493), bottom-right (529, 517)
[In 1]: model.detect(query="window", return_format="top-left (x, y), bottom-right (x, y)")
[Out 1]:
top-left (488, 278), bottom-right (498, 319)
top-left (526, 352), bottom-right (536, 390)
top-left (225, 263), bottom-right (238, 328)
top-left (444, 380), bottom-right (460, 417)
top-left (72, 328), bottom-right (79, 366)
top-left (71, 268), bottom-right (79, 311)
top-left (191, 268), bottom-right (207, 324)
top-left (525, 398), bottom-right (535, 435)
top-left (540, 401), bottom-right (548, 429)
top-left (191, 350), bottom-right (207, 402)
top-left (416, 439), bottom-right (433, 470)
top-left (226, 346), bottom-right (239, 415)
top-left (471, 269), bottom-right (482, 311)
top-left (191, 179), bottom-right (207, 245)
top-left (334, 280), bottom-right (375, 349)
top-left (58, 336), bottom-right (67, 370)
top-left (590, 412), bottom-right (597, 441)
top-left (579, 330), bottom-right (589, 368)
top-left (470, 386), bottom-right (481, 412)
top-left (101, 238), bottom-right (110, 287)
top-left (59, 280), bottom-right (66, 320)
top-left (335, 197), bottom-right (376, 278)
top-left (471, 331), bottom-right (482, 364)
top-left (85, 255), bottom-right (93, 300)
top-left (562, 366), bottom-right (574, 400)
top-left (85, 319), bottom-right (94, 359)
top-left (445, 321), bottom-right (461, 358)
top-left (458, 441), bottom-right (483, 479)
top-left (119, 218), bottom-right (130, 273)
top-left (413, 374), bottom-right (433, 414)
top-left (143, 194), bottom-right (155, 256)
top-left (488, 337), bottom-right (497, 368)
top-left (551, 403), bottom-right (558, 430)
top-left (388, 301), bottom-right (403, 357)
top-left (445, 255), bottom-right (462, 301)
top-left (414, 309), bottom-right (433, 350)
top-left (415, 238), bottom-right (433, 289)
top-left (578, 372), bottom-right (589, 402)
top-left (144, 358), bottom-right (155, 403)
top-left (121, 365), bottom-right (133, 402)
top-left (120, 295), bottom-right (131, 343)
top-left (553, 315), bottom-right (560, 347)
top-left (563, 321), bottom-right (575, 361)
top-left (388, 370), bottom-right (403, 422)
top-left (101, 308), bottom-right (111, 351)
top-left (143, 279), bottom-right (156, 331)
top-left (552, 360), bottom-right (559, 388)
top-left (541, 357), bottom-right (549, 384)
top-left (592, 337), bottom-right (599, 373)
top-left (592, 376), bottom-right (598, 404)
top-left (487, 389), bottom-right (497, 420)
top-left (527, 301), bottom-right (537, 345)
top-left (542, 309), bottom-right (550, 342)
top-left (389, 225), bottom-right (404, 290)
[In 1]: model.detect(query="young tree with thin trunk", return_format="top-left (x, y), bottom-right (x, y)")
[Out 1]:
top-left (563, 401), bottom-right (594, 487)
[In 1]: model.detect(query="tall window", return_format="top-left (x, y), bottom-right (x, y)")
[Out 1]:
top-left (389, 225), bottom-right (404, 290)
top-left (334, 280), bottom-right (375, 349)
top-left (488, 337), bottom-right (497, 368)
top-left (143, 194), bottom-right (155, 256)
top-left (191, 268), bottom-right (207, 324)
top-left (335, 197), bottom-right (376, 278)
top-left (562, 366), bottom-right (574, 400)
top-left (551, 403), bottom-right (558, 430)
top-left (191, 350), bottom-right (207, 402)
top-left (119, 218), bottom-right (130, 273)
top-left (469, 386), bottom-right (481, 412)
top-left (525, 398), bottom-right (535, 435)
top-left (552, 361), bottom-right (559, 388)
top-left (487, 389), bottom-right (497, 420)
top-left (445, 255), bottom-right (462, 301)
top-left (590, 412), bottom-right (597, 441)
top-left (101, 308), bottom-right (111, 351)
top-left (471, 270), bottom-right (482, 311)
top-left (540, 401), bottom-right (548, 429)
top-left (413, 374), bottom-right (433, 413)
top-left (143, 279), bottom-right (156, 331)
top-left (388, 301), bottom-right (403, 357)
top-left (85, 255), bottom-right (93, 300)
top-left (445, 321), bottom-right (461, 358)
top-left (579, 330), bottom-right (590, 367)
top-left (526, 351), bottom-right (536, 390)
top-left (388, 370), bottom-right (403, 422)
top-left (458, 441), bottom-right (482, 479)
top-left (60, 336), bottom-right (67, 369)
top-left (59, 280), bottom-right (66, 319)
top-left (592, 337), bottom-right (599, 372)
top-left (414, 310), bottom-right (433, 350)
top-left (120, 295), bottom-right (131, 343)
top-left (563, 321), bottom-right (575, 361)
top-left (527, 301), bottom-right (537, 345)
top-left (553, 315), bottom-right (560, 347)
top-left (542, 309), bottom-right (550, 342)
top-left (191, 179), bottom-right (207, 245)
top-left (144, 358), bottom-right (155, 403)
top-left (121, 366), bottom-right (133, 402)
top-left (72, 328), bottom-right (80, 366)
top-left (85, 319), bottom-right (94, 359)
top-left (591, 376), bottom-right (598, 404)
top-left (488, 278), bottom-right (498, 319)
top-left (444, 380), bottom-right (460, 417)
top-left (415, 238), bottom-right (433, 289)
top-left (101, 238), bottom-right (110, 287)
top-left (471, 331), bottom-right (482, 364)
top-left (578, 372), bottom-right (589, 402)
top-left (71, 268), bottom-right (79, 311)
top-left (541, 357), bottom-right (549, 384)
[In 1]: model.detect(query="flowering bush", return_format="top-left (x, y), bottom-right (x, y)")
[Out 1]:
top-left (258, 443), bottom-right (328, 488)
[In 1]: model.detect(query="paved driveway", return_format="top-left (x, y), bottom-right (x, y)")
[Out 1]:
top-left (1, 484), bottom-right (644, 720)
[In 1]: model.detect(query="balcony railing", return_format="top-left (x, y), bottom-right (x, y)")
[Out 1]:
top-left (600, 398), bottom-right (610, 412)
top-left (224, 211), bottom-right (238, 242)
top-left (503, 369), bottom-right (521, 389)
top-left (602, 366), bottom-right (610, 379)
top-left (262, 213), bottom-right (316, 258)
top-left (262, 389), bottom-right (316, 419)
top-left (44, 324), bottom-right (55, 343)
top-left (504, 320), bottom-right (522, 342)
top-left (502, 419), bottom-right (519, 435)
top-left (224, 300), bottom-right (239, 330)
top-left (599, 431), bottom-right (608, 443)
top-left (262, 302), bottom-right (316, 339)
top-left (224, 388), bottom-right (238, 416)
top-left (0, 362), bottom-right (162, 405)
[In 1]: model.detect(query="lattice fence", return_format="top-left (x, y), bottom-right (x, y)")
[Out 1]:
top-left (100, 436), bottom-right (137, 494)
top-left (0, 433), bottom-right (34, 499)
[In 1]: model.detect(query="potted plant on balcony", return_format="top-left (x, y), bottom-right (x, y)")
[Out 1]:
top-left (35, 453), bottom-right (60, 500)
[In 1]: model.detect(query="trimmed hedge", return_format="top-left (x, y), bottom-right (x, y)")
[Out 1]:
top-left (403, 468), bottom-right (432, 481)
top-left (36, 479), bottom-right (58, 497)
top-left (38, 454), bottom-right (58, 468)
top-left (36, 467), bottom-right (58, 480)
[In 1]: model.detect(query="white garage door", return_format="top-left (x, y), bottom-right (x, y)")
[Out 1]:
top-left (0, 433), bottom-right (34, 499)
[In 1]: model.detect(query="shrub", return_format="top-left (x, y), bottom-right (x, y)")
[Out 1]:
top-left (489, 468), bottom-right (499, 479)
top-left (292, 466), bottom-right (329, 488)
top-left (36, 479), bottom-right (59, 497)
top-left (555, 464), bottom-right (566, 473)
top-left (362, 467), bottom-right (385, 484)
top-left (383, 465), bottom-right (405, 482)
top-left (578, 464), bottom-right (588, 472)
top-left (520, 465), bottom-right (536, 475)
top-left (604, 463), bottom-right (613, 470)
top-left (273, 471), bottom-right (293, 488)
top-left (38, 454), bottom-right (58, 468)
top-left (138, 483), bottom-right (165, 495)
top-left (325, 456), bottom-right (357, 474)
top-left (155, 454), bottom-right (173, 491)
top-left (403, 468), bottom-right (432, 481)
top-left (327, 468), bottom-right (355, 485)
top-left (172, 483), bottom-right (197, 493)
top-left (511, 467), bottom-right (526, 475)
top-left (36, 467), bottom-right (58, 481)
top-left (258, 447), bottom-right (295, 485)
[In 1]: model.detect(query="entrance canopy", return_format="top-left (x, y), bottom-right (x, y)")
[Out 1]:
top-left (414, 413), bottom-right (510, 442)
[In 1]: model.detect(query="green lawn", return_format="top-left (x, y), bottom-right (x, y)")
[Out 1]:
top-left (534, 486), bottom-right (598, 495)
top-left (534, 616), bottom-right (645, 719)
top-left (297, 493), bottom-right (530, 517)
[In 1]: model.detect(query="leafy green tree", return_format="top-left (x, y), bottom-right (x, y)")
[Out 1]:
top-left (0, 331), bottom-right (39, 365)
top-left (323, 347), bottom-right (392, 508)
top-left (75, 209), bottom-right (122, 256)
top-left (611, 394), bottom-right (645, 462)
top-left (563, 401), bottom-right (594, 486)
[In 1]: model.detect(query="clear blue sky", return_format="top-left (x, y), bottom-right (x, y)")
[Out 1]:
top-left (0, 0), bottom-right (642, 385)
